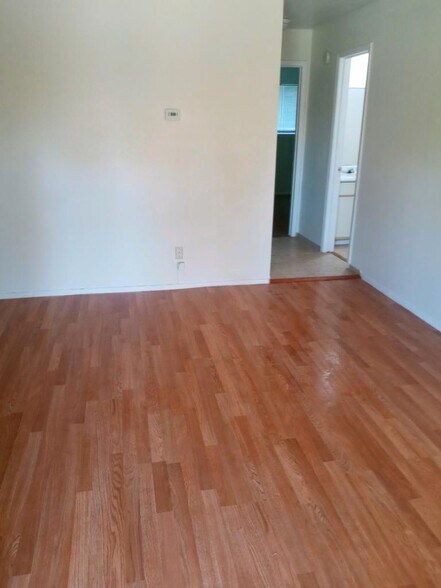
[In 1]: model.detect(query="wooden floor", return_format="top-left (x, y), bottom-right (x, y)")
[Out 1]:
top-left (1, 282), bottom-right (441, 587)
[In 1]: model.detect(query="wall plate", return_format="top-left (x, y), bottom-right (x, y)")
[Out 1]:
top-left (165, 109), bottom-right (180, 121)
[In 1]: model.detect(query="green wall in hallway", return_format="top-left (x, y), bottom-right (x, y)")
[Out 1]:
top-left (275, 134), bottom-right (295, 194)
top-left (275, 67), bottom-right (299, 195)
top-left (280, 67), bottom-right (300, 85)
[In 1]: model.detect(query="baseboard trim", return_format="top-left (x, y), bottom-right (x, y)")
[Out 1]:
top-left (0, 278), bottom-right (270, 301)
top-left (270, 274), bottom-right (360, 284)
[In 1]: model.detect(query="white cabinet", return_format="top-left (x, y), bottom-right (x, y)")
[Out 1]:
top-left (336, 182), bottom-right (356, 241)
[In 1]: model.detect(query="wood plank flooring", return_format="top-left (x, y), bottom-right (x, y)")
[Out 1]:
top-left (1, 281), bottom-right (441, 587)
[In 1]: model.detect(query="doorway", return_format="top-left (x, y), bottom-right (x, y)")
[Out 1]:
top-left (270, 61), bottom-right (357, 281)
top-left (271, 61), bottom-right (309, 239)
top-left (272, 66), bottom-right (300, 237)
top-left (322, 48), bottom-right (371, 261)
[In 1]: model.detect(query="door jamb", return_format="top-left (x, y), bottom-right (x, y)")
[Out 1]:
top-left (320, 44), bottom-right (373, 259)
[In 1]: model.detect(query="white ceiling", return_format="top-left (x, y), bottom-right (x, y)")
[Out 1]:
top-left (284, 0), bottom-right (375, 28)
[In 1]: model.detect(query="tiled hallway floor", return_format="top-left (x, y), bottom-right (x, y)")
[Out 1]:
top-left (334, 244), bottom-right (350, 261)
top-left (271, 236), bottom-right (357, 279)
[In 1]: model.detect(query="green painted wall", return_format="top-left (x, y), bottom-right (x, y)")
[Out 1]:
top-left (275, 134), bottom-right (295, 194)
top-left (275, 67), bottom-right (299, 195)
top-left (280, 67), bottom-right (300, 85)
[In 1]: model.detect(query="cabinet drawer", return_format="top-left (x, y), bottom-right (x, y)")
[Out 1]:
top-left (336, 196), bottom-right (355, 240)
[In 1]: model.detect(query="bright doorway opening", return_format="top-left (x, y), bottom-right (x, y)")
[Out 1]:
top-left (322, 49), bottom-right (371, 262)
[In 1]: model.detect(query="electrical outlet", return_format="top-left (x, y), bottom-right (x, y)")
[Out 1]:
top-left (175, 246), bottom-right (184, 260)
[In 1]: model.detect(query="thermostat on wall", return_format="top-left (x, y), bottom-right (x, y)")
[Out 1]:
top-left (165, 108), bottom-right (181, 121)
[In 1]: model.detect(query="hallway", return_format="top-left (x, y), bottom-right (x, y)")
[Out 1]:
top-left (271, 236), bottom-right (358, 280)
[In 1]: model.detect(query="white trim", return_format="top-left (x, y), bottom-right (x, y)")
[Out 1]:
top-left (280, 60), bottom-right (310, 237)
top-left (347, 45), bottom-right (374, 266)
top-left (361, 272), bottom-right (441, 333)
top-left (321, 44), bottom-right (373, 255)
top-left (0, 278), bottom-right (270, 300)
top-left (321, 56), bottom-right (351, 251)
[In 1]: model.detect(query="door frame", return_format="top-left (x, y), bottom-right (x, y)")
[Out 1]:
top-left (280, 60), bottom-right (310, 237)
top-left (320, 44), bottom-right (373, 259)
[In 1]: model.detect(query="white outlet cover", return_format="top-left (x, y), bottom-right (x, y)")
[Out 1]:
top-left (165, 109), bottom-right (180, 121)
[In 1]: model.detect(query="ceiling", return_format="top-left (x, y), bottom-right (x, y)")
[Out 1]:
top-left (284, 0), bottom-right (375, 28)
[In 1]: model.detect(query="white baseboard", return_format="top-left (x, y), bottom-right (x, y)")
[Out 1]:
top-left (0, 278), bottom-right (270, 301)
top-left (3, 273), bottom-right (439, 334)
top-left (361, 272), bottom-right (441, 333)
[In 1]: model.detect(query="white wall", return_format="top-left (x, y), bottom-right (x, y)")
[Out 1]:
top-left (0, 0), bottom-right (283, 297)
top-left (341, 89), bottom-right (365, 166)
top-left (300, 0), bottom-right (441, 330)
top-left (281, 29), bottom-right (313, 63)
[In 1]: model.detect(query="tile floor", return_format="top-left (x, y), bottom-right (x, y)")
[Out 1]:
top-left (334, 244), bottom-right (350, 261)
top-left (271, 236), bottom-right (357, 279)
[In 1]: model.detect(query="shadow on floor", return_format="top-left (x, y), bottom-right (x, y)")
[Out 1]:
top-left (272, 194), bottom-right (291, 237)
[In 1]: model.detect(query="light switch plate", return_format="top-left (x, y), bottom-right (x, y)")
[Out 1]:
top-left (165, 109), bottom-right (180, 121)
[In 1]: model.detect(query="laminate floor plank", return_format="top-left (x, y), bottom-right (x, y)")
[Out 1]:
top-left (1, 281), bottom-right (441, 586)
